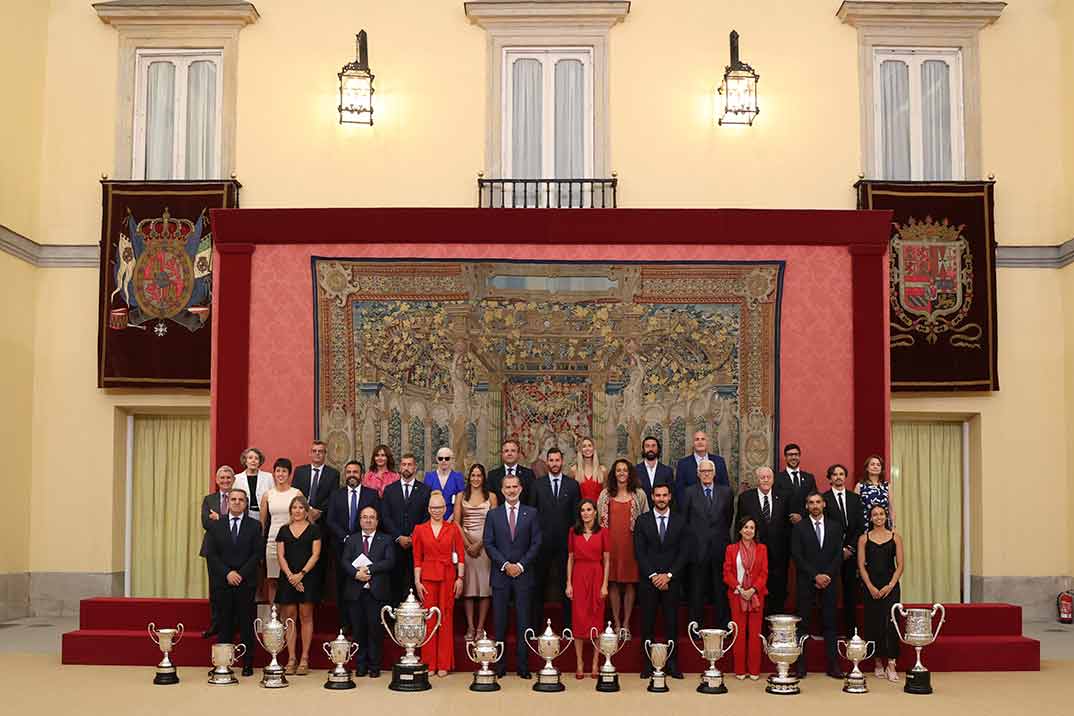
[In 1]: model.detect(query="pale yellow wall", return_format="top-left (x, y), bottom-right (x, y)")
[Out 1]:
top-left (0, 0), bottom-right (49, 238)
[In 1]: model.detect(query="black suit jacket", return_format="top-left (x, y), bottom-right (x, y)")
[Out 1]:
top-left (635, 461), bottom-right (674, 505)
top-left (790, 516), bottom-right (843, 582)
top-left (326, 485), bottom-right (381, 549)
top-left (633, 510), bottom-right (692, 581)
top-left (674, 453), bottom-right (730, 505)
top-left (487, 464), bottom-right (536, 506)
top-left (201, 492), bottom-right (228, 531)
top-left (380, 480), bottom-right (431, 541)
top-left (341, 530), bottom-right (396, 602)
top-left (736, 488), bottom-right (790, 558)
top-left (204, 514), bottom-right (264, 591)
top-left (529, 474), bottom-right (580, 550)
top-left (822, 489), bottom-right (865, 555)
top-left (293, 464), bottom-right (340, 512)
top-left (679, 482), bottom-right (734, 563)
top-left (775, 469), bottom-right (817, 518)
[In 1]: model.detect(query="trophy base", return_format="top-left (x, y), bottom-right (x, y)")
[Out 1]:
top-left (765, 674), bottom-right (800, 695)
top-left (208, 668), bottom-right (238, 685)
top-left (905, 669), bottom-right (932, 695)
top-left (389, 662), bottom-right (431, 692)
top-left (595, 671), bottom-right (619, 692)
top-left (533, 670), bottom-right (566, 692)
top-left (324, 672), bottom-right (356, 690)
top-left (261, 665), bottom-right (289, 689)
top-left (470, 671), bottom-right (501, 692)
top-left (843, 674), bottom-right (868, 694)
top-left (647, 673), bottom-right (669, 692)
top-left (698, 672), bottom-right (727, 694)
top-left (153, 669), bottom-right (179, 686)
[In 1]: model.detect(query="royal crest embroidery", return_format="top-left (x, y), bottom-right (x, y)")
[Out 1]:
top-left (890, 216), bottom-right (982, 348)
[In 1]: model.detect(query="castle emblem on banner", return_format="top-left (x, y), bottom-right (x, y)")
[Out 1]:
top-left (109, 208), bottom-right (212, 337)
top-left (889, 216), bottom-right (982, 348)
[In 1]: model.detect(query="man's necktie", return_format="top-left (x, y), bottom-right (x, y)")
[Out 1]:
top-left (761, 494), bottom-right (771, 523)
top-left (552, 478), bottom-right (559, 500)
top-left (705, 486), bottom-right (713, 504)
top-left (837, 492), bottom-right (847, 525)
top-left (362, 534), bottom-right (370, 556)
top-left (793, 470), bottom-right (800, 489)
top-left (508, 506), bottom-right (517, 539)
top-left (658, 515), bottom-right (667, 542)
top-left (231, 516), bottom-right (239, 543)
top-left (220, 493), bottom-right (227, 514)
top-left (814, 519), bottom-right (823, 546)
top-left (311, 467), bottom-right (320, 500)
top-left (349, 489), bottom-right (358, 532)
top-left (508, 466), bottom-right (515, 476)
top-left (404, 482), bottom-right (411, 501)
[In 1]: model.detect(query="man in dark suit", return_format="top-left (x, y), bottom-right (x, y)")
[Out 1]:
top-left (487, 439), bottom-right (536, 506)
top-left (635, 435), bottom-right (674, 505)
top-left (204, 487), bottom-right (263, 676)
top-left (736, 466), bottom-right (791, 615)
top-left (680, 459), bottom-right (734, 631)
top-left (199, 465), bottom-right (235, 638)
top-left (380, 453), bottom-right (430, 604)
top-left (674, 431), bottom-right (729, 506)
top-left (634, 483), bottom-right (690, 679)
top-left (326, 460), bottom-right (379, 630)
top-left (483, 473), bottom-right (542, 678)
top-left (822, 463), bottom-right (865, 636)
top-left (775, 443), bottom-right (816, 528)
top-left (341, 505), bottom-right (396, 678)
top-left (529, 447), bottom-right (580, 628)
top-left (791, 492), bottom-right (845, 679)
top-left (293, 440), bottom-right (340, 522)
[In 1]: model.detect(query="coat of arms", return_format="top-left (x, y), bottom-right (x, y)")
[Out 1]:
top-left (890, 216), bottom-right (982, 348)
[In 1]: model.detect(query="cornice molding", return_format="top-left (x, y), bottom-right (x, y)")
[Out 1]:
top-left (0, 224), bottom-right (99, 268)
top-left (995, 239), bottom-right (1074, 269)
top-left (93, 0), bottom-right (260, 28)
top-left (837, 1), bottom-right (1005, 29)
top-left (465, 1), bottom-right (630, 29)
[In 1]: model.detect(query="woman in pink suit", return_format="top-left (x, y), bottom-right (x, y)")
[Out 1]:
top-left (413, 490), bottom-right (466, 677)
top-left (723, 515), bottom-right (768, 680)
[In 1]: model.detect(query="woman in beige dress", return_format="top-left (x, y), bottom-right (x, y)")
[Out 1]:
top-left (259, 457), bottom-right (301, 605)
top-left (454, 463), bottom-right (497, 641)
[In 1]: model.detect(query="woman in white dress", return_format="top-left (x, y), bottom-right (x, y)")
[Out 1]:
top-left (259, 457), bottom-right (301, 605)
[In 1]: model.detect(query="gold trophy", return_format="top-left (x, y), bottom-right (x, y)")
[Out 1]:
top-left (892, 603), bottom-right (946, 694)
top-left (381, 589), bottom-right (442, 691)
top-left (147, 622), bottom-right (184, 685)
top-left (759, 614), bottom-right (808, 695)
top-left (687, 620), bottom-right (737, 694)
top-left (208, 642), bottom-right (246, 685)
top-left (465, 630), bottom-right (505, 691)
top-left (524, 619), bottom-right (574, 692)
top-left (837, 629), bottom-right (876, 694)
top-left (322, 629), bottom-right (360, 690)
top-left (254, 604), bottom-right (294, 688)
top-left (644, 640), bottom-right (675, 692)
top-left (590, 621), bottom-right (628, 692)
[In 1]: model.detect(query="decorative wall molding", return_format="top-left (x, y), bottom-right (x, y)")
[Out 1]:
top-left (0, 224), bottom-right (99, 268)
top-left (995, 238), bottom-right (1074, 269)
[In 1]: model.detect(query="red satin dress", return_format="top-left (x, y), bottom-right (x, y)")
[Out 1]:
top-left (568, 529), bottom-right (608, 636)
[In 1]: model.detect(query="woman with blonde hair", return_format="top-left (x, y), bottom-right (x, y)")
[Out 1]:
top-left (572, 436), bottom-right (606, 502)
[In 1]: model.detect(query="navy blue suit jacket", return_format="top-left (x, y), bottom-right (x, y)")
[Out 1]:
top-left (483, 502), bottom-right (542, 589)
top-left (674, 453), bottom-right (729, 505)
top-left (326, 485), bottom-right (381, 550)
top-left (635, 461), bottom-right (674, 504)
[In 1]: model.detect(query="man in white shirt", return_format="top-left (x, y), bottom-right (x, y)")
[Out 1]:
top-left (790, 492), bottom-right (844, 679)
top-left (822, 464), bottom-right (865, 636)
top-left (736, 466), bottom-right (791, 615)
top-left (775, 443), bottom-right (816, 525)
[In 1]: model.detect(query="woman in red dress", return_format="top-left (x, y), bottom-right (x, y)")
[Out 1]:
top-left (723, 515), bottom-right (768, 680)
top-left (566, 499), bottom-right (609, 679)
top-left (571, 437), bottom-right (606, 502)
top-left (413, 490), bottom-right (466, 676)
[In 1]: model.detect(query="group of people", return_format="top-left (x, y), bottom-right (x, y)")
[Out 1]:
top-left (201, 435), bottom-right (904, 684)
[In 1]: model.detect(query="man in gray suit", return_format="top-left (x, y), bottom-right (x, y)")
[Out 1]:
top-left (680, 459), bottom-right (734, 629)
top-left (200, 465), bottom-right (235, 638)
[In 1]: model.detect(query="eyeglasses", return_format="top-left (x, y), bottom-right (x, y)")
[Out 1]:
top-left (437, 456), bottom-right (452, 461)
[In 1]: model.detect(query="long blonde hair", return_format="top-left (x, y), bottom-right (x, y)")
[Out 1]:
top-left (573, 437), bottom-right (604, 482)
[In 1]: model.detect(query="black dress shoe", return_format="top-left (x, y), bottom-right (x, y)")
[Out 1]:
top-left (516, 671), bottom-right (532, 680)
top-left (495, 669), bottom-right (507, 678)
top-left (826, 669), bottom-right (845, 680)
top-left (795, 669), bottom-right (807, 679)
top-left (355, 666), bottom-right (368, 677)
top-left (640, 669), bottom-right (653, 679)
top-left (241, 665), bottom-right (254, 677)
top-left (368, 669), bottom-right (381, 678)
top-left (201, 629), bottom-right (217, 639)
top-left (668, 670), bottom-right (684, 680)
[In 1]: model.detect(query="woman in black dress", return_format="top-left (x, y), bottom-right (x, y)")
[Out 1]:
top-left (857, 504), bottom-right (904, 683)
top-left (275, 494), bottom-right (322, 675)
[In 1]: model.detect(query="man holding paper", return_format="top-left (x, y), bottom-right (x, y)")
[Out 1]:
top-left (341, 505), bottom-right (395, 677)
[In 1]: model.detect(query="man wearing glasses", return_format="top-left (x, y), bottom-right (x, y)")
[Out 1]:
top-left (680, 459), bottom-right (734, 630)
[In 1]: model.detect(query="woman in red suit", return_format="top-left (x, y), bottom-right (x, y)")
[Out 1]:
top-left (413, 490), bottom-right (466, 677)
top-left (565, 499), bottom-right (609, 679)
top-left (723, 515), bottom-right (768, 680)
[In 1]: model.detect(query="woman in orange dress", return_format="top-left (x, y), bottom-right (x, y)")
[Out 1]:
top-left (596, 458), bottom-right (649, 638)
top-left (566, 499), bottom-right (609, 678)
top-left (412, 490), bottom-right (466, 676)
top-left (571, 437), bottom-right (606, 502)
top-left (363, 444), bottom-right (400, 497)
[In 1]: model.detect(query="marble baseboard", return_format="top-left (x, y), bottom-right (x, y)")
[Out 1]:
top-left (28, 572), bottom-right (124, 618)
top-left (971, 574), bottom-right (1074, 621)
top-left (0, 573), bottom-right (31, 622)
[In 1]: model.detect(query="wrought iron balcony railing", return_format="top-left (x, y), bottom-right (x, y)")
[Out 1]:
top-left (478, 176), bottom-right (618, 208)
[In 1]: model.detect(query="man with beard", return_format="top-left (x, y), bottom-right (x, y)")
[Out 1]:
top-left (529, 447), bottom-right (580, 628)
top-left (327, 460), bottom-right (380, 631)
top-left (381, 454), bottom-right (431, 603)
top-left (775, 443), bottom-right (816, 527)
top-left (635, 435), bottom-right (674, 506)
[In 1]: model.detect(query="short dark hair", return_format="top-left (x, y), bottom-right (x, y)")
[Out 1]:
top-left (642, 435), bottom-right (662, 454)
top-left (273, 457), bottom-right (293, 474)
top-left (502, 439), bottom-right (521, 451)
top-left (502, 473), bottom-right (521, 487)
top-left (546, 447), bottom-right (563, 460)
top-left (652, 483), bottom-right (671, 495)
top-left (805, 490), bottom-right (824, 503)
top-left (359, 505), bottom-right (379, 518)
top-left (826, 463), bottom-right (848, 480)
top-left (344, 459), bottom-right (364, 471)
top-left (784, 443), bottom-right (801, 454)
top-left (573, 499), bottom-right (602, 535)
top-left (400, 452), bottom-right (417, 463)
top-left (736, 514), bottom-right (758, 540)
top-left (311, 440), bottom-right (326, 448)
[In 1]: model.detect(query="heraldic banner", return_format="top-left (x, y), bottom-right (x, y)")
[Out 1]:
top-left (856, 180), bottom-right (998, 392)
top-left (97, 180), bottom-right (240, 388)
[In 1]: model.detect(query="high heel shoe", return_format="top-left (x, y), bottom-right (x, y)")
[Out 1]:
top-left (575, 671), bottom-right (585, 680)
top-left (886, 665), bottom-right (899, 682)
top-left (297, 659), bottom-right (309, 675)
top-left (285, 661), bottom-right (297, 676)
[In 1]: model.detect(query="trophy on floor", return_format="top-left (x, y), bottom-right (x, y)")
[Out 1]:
top-left (687, 620), bottom-right (737, 694)
top-left (892, 603), bottom-right (946, 695)
top-left (465, 630), bottom-right (505, 692)
top-left (381, 589), bottom-right (441, 692)
top-left (590, 622), bottom-right (628, 692)
top-left (147, 622), bottom-right (184, 685)
top-left (323, 630), bottom-right (360, 690)
top-left (644, 640), bottom-right (674, 693)
top-left (837, 629), bottom-right (876, 694)
top-left (208, 642), bottom-right (245, 685)
top-left (759, 614), bottom-right (808, 695)
top-left (525, 619), bottom-right (574, 692)
top-left (254, 604), bottom-right (294, 688)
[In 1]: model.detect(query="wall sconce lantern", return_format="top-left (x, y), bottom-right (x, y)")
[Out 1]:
top-left (717, 30), bottom-right (759, 126)
top-left (338, 30), bottom-right (374, 125)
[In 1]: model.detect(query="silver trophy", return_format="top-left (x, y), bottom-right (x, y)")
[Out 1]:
top-left (644, 640), bottom-right (675, 692)
top-left (525, 619), bottom-right (574, 692)
top-left (208, 642), bottom-right (246, 685)
top-left (148, 622), bottom-right (184, 685)
top-left (381, 589), bottom-right (442, 691)
top-left (323, 629), bottom-right (360, 690)
top-left (590, 622), bottom-right (628, 692)
top-left (892, 602), bottom-right (946, 695)
top-left (759, 614), bottom-right (809, 695)
top-left (688, 620), bottom-right (737, 694)
top-left (465, 630), bottom-right (505, 692)
top-left (837, 629), bottom-right (876, 694)
top-left (254, 604), bottom-right (294, 688)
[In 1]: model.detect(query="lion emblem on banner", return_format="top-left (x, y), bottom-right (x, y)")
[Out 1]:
top-left (890, 216), bottom-right (982, 348)
top-left (109, 208), bottom-right (212, 336)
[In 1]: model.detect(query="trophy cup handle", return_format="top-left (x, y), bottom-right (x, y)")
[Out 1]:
top-left (323, 642), bottom-right (333, 659)
top-left (465, 640), bottom-right (476, 662)
top-left (284, 617), bottom-right (295, 638)
top-left (723, 620), bottom-right (738, 654)
top-left (380, 606), bottom-right (403, 647)
top-left (759, 632), bottom-right (768, 656)
top-left (890, 603), bottom-right (905, 643)
top-left (589, 626), bottom-right (600, 652)
top-left (798, 634), bottom-right (810, 652)
top-left (234, 643), bottom-right (246, 661)
top-left (147, 623), bottom-right (159, 645)
top-left (418, 606), bottom-right (442, 649)
top-left (666, 639), bottom-right (675, 658)
top-left (173, 623), bottom-right (184, 646)
top-left (687, 621), bottom-right (703, 655)
top-left (495, 641), bottom-right (505, 663)
top-left (931, 603), bottom-right (947, 641)
top-left (836, 639), bottom-right (848, 661)
top-left (253, 618), bottom-right (266, 650)
top-left (523, 628), bottom-right (541, 659)
top-left (561, 627), bottom-right (575, 653)
top-left (348, 642), bottom-right (360, 660)
top-left (864, 641), bottom-right (876, 661)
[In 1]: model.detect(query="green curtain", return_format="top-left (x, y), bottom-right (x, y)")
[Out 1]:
top-left (131, 415), bottom-right (210, 598)
top-left (891, 422), bottom-right (962, 603)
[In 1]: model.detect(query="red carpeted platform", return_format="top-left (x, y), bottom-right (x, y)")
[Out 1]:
top-left (63, 599), bottom-right (1038, 672)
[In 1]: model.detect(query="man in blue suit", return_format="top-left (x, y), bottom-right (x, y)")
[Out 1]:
top-left (674, 430), bottom-right (729, 505)
top-left (635, 435), bottom-right (675, 506)
top-left (483, 473), bottom-right (542, 678)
